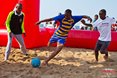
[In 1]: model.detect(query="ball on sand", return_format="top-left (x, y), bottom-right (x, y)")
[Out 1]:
top-left (31, 57), bottom-right (41, 68)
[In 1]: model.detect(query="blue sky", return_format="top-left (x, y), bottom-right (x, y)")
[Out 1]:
top-left (40, 0), bottom-right (116, 20)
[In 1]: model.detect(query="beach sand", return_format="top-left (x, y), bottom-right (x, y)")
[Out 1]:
top-left (0, 46), bottom-right (117, 78)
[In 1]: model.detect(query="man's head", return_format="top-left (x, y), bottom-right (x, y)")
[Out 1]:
top-left (64, 9), bottom-right (72, 19)
top-left (94, 14), bottom-right (98, 20)
top-left (15, 3), bottom-right (22, 14)
top-left (99, 9), bottom-right (106, 20)
top-left (59, 13), bottom-right (62, 15)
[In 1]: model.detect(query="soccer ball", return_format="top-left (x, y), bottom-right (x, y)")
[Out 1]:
top-left (31, 57), bottom-right (41, 68)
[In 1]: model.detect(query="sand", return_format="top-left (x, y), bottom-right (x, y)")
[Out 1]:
top-left (0, 46), bottom-right (117, 78)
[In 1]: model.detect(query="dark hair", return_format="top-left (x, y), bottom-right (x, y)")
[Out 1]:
top-left (95, 14), bottom-right (98, 17)
top-left (65, 9), bottom-right (72, 14)
top-left (16, 3), bottom-right (22, 7)
top-left (100, 9), bottom-right (106, 14)
top-left (59, 13), bottom-right (62, 15)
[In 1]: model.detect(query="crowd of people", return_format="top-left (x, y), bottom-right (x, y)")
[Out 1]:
top-left (43, 13), bottom-right (117, 32)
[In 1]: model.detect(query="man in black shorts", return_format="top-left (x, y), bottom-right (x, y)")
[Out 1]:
top-left (82, 9), bottom-right (116, 62)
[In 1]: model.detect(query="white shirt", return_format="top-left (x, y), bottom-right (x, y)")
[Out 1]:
top-left (13, 8), bottom-right (23, 16)
top-left (14, 11), bottom-right (23, 16)
top-left (93, 17), bottom-right (115, 41)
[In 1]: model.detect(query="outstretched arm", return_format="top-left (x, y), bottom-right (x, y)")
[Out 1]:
top-left (35, 18), bottom-right (53, 25)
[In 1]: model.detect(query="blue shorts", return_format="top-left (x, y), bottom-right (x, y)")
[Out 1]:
top-left (49, 35), bottom-right (66, 44)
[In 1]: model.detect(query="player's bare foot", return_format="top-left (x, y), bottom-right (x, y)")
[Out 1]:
top-left (103, 55), bottom-right (108, 61)
top-left (40, 61), bottom-right (49, 67)
top-left (86, 59), bottom-right (98, 64)
top-left (104, 57), bottom-right (115, 62)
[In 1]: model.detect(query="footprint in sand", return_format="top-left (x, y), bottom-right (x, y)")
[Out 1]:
top-left (106, 58), bottom-right (115, 62)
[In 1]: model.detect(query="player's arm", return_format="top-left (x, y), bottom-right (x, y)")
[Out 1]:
top-left (81, 19), bottom-right (93, 27)
top-left (21, 13), bottom-right (26, 37)
top-left (36, 18), bottom-right (53, 25)
top-left (82, 15), bottom-right (92, 23)
top-left (6, 11), bottom-right (14, 33)
top-left (21, 13), bottom-right (25, 33)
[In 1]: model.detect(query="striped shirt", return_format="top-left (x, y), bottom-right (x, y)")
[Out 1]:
top-left (53, 15), bottom-right (82, 38)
